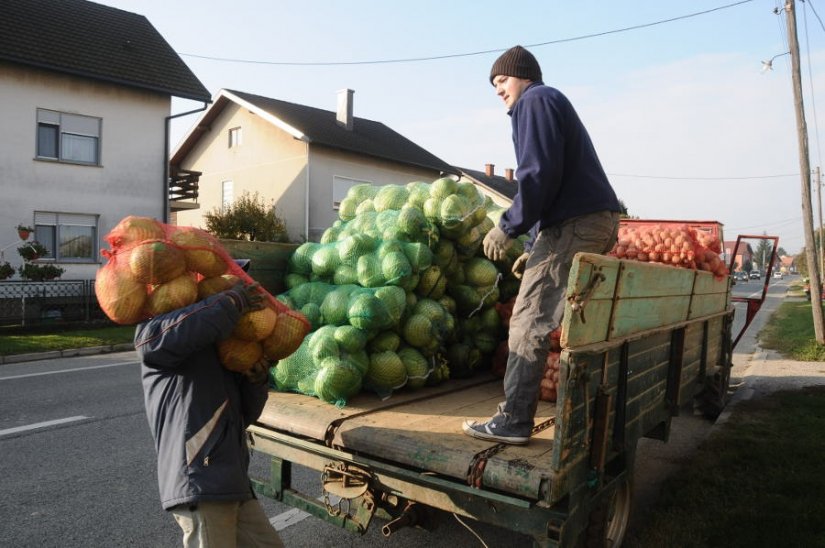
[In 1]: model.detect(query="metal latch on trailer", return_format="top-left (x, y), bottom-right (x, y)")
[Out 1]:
top-left (320, 462), bottom-right (377, 534)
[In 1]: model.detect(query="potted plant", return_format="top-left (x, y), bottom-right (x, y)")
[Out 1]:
top-left (16, 224), bottom-right (33, 241)
top-left (17, 241), bottom-right (48, 262)
top-left (0, 261), bottom-right (14, 280)
top-left (18, 263), bottom-right (64, 281)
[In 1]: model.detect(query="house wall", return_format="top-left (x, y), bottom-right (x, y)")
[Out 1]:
top-left (475, 186), bottom-right (514, 208)
top-left (174, 103), bottom-right (309, 240)
top-left (0, 62), bottom-right (169, 279)
top-left (307, 147), bottom-right (441, 241)
top-left (174, 102), bottom-right (444, 242)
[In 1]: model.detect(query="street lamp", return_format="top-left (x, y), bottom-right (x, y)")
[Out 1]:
top-left (761, 51), bottom-right (790, 73)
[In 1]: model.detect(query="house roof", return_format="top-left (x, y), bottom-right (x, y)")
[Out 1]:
top-left (0, 0), bottom-right (210, 101)
top-left (172, 89), bottom-right (455, 173)
top-left (459, 167), bottom-right (517, 201)
top-left (724, 240), bottom-right (754, 255)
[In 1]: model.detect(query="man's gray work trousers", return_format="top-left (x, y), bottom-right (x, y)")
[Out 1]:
top-left (501, 210), bottom-right (619, 433)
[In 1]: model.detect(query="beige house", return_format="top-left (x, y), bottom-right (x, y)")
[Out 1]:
top-left (0, 0), bottom-right (210, 280)
top-left (171, 89), bottom-right (455, 242)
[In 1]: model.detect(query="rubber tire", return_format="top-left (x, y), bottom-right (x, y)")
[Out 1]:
top-left (583, 473), bottom-right (632, 548)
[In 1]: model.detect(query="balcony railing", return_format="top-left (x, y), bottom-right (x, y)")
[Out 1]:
top-left (168, 168), bottom-right (201, 211)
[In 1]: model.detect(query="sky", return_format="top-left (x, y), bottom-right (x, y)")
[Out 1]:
top-left (96, 0), bottom-right (825, 255)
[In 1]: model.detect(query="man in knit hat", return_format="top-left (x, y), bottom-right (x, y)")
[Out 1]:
top-left (463, 45), bottom-right (621, 445)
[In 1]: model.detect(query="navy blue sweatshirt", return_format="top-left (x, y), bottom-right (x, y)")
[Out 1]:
top-left (499, 82), bottom-right (620, 247)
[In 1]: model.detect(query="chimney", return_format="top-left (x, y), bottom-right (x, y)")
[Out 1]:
top-left (505, 168), bottom-right (514, 182)
top-left (484, 163), bottom-right (495, 177)
top-left (337, 88), bottom-right (354, 130)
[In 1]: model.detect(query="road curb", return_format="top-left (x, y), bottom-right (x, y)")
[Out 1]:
top-left (712, 345), bottom-right (766, 430)
top-left (0, 344), bottom-right (136, 365)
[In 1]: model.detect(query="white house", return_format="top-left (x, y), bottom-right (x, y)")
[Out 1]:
top-left (0, 0), bottom-right (210, 280)
top-left (171, 89), bottom-right (456, 242)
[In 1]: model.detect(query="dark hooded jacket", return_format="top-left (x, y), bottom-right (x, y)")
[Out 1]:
top-left (135, 291), bottom-right (268, 510)
top-left (499, 82), bottom-right (620, 248)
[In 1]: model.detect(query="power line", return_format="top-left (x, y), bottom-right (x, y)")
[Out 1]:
top-left (178, 0), bottom-right (755, 66)
top-left (803, 1), bottom-right (824, 168)
top-left (608, 172), bottom-right (798, 181)
top-left (807, 0), bottom-right (825, 32)
top-left (728, 216), bottom-right (802, 231)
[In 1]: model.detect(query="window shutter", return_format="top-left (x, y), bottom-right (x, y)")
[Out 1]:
top-left (37, 109), bottom-right (60, 124)
top-left (61, 114), bottom-right (100, 137)
top-left (34, 212), bottom-right (58, 225)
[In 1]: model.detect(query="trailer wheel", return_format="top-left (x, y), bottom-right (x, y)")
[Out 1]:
top-left (583, 473), bottom-right (632, 548)
top-left (697, 365), bottom-right (730, 420)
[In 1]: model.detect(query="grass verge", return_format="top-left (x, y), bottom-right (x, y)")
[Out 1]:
top-left (0, 325), bottom-right (135, 356)
top-left (631, 386), bottom-right (825, 547)
top-left (759, 300), bottom-right (825, 361)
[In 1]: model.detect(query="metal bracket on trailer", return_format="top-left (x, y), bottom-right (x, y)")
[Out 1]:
top-left (320, 462), bottom-right (377, 534)
top-left (727, 234), bottom-right (779, 350)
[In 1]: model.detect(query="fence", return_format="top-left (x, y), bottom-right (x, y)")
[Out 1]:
top-left (0, 279), bottom-right (109, 327)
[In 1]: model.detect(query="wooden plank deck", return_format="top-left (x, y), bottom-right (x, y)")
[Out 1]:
top-left (258, 372), bottom-right (558, 500)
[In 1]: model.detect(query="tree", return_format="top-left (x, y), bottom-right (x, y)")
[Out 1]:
top-left (754, 237), bottom-right (773, 272)
top-left (796, 250), bottom-right (808, 277)
top-left (204, 191), bottom-right (289, 242)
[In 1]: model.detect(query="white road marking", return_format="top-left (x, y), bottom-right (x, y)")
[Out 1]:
top-left (270, 507), bottom-right (312, 531)
top-left (0, 415), bottom-right (90, 437)
top-left (269, 495), bottom-right (338, 531)
top-left (0, 361), bottom-right (138, 381)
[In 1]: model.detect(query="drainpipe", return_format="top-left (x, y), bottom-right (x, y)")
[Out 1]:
top-left (164, 102), bottom-right (209, 223)
top-left (305, 141), bottom-right (311, 241)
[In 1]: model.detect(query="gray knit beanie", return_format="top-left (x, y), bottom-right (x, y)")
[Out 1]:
top-left (489, 45), bottom-right (542, 85)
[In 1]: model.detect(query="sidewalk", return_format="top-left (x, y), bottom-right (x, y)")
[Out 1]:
top-left (627, 290), bottom-right (825, 542)
top-left (0, 342), bottom-right (135, 365)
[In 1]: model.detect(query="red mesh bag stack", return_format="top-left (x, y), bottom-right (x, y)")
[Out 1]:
top-left (608, 222), bottom-right (729, 279)
top-left (96, 216), bottom-right (310, 371)
top-left (491, 297), bottom-right (516, 378)
top-left (539, 329), bottom-right (562, 403)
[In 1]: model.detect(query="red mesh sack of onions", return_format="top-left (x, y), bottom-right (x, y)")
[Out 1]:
top-left (608, 224), bottom-right (729, 279)
top-left (95, 216), bottom-right (310, 372)
top-left (539, 328), bottom-right (563, 402)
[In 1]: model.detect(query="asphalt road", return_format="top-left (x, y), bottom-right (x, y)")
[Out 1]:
top-left (0, 276), bottom-right (790, 547)
top-left (0, 355), bottom-right (525, 547)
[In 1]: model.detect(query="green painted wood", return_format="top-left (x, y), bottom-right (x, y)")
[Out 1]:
top-left (219, 239), bottom-right (297, 295)
top-left (692, 271), bottom-right (729, 295)
top-left (561, 254), bottom-right (731, 347)
top-left (562, 300), bottom-right (614, 347)
top-left (689, 293), bottom-right (729, 319)
top-left (561, 254), bottom-right (620, 347)
top-left (613, 258), bottom-right (696, 298)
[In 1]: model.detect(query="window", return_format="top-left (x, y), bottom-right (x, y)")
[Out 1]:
top-left (222, 181), bottom-right (234, 211)
top-left (36, 109), bottom-right (101, 165)
top-left (34, 212), bottom-right (98, 262)
top-left (229, 127), bottom-right (242, 148)
top-left (332, 175), bottom-right (371, 210)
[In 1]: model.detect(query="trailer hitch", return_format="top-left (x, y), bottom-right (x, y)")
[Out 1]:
top-left (382, 502), bottom-right (424, 537)
top-left (321, 462), bottom-right (376, 534)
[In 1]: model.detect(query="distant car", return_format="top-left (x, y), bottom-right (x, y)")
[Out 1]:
top-left (734, 272), bottom-right (748, 282)
top-left (749, 271), bottom-right (762, 280)
top-left (773, 271), bottom-right (783, 279)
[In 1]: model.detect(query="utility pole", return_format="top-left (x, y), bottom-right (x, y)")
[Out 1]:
top-left (818, 166), bottom-right (824, 276)
top-left (786, 0), bottom-right (825, 343)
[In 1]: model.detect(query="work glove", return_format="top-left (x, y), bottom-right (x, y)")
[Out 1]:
top-left (511, 252), bottom-right (529, 279)
top-left (228, 281), bottom-right (266, 313)
top-left (483, 226), bottom-right (513, 262)
top-left (243, 358), bottom-right (271, 385)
